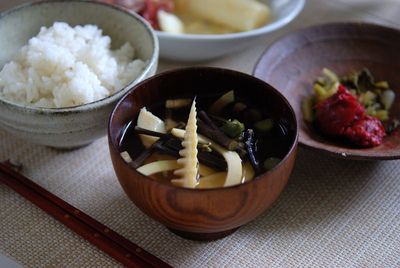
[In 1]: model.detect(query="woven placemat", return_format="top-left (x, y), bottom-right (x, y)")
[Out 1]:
top-left (1, 127), bottom-right (400, 267)
top-left (1, 0), bottom-right (400, 267)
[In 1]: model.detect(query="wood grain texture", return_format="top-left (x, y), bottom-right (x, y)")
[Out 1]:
top-left (254, 22), bottom-right (400, 160)
top-left (108, 67), bottom-right (298, 240)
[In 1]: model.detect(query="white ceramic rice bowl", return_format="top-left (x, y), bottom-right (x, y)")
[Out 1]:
top-left (0, 0), bottom-right (159, 148)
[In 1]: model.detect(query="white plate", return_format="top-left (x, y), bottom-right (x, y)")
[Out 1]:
top-left (156, 0), bottom-right (305, 61)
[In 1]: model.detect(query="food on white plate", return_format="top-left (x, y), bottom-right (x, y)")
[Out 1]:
top-left (0, 22), bottom-right (145, 108)
top-left (174, 0), bottom-right (271, 32)
top-left (119, 91), bottom-right (294, 189)
top-left (103, 0), bottom-right (271, 34)
top-left (157, 9), bottom-right (184, 34)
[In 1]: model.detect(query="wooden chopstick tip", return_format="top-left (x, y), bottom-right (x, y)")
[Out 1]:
top-left (2, 159), bottom-right (23, 172)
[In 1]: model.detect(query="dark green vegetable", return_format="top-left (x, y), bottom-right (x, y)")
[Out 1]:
top-left (263, 157), bottom-right (281, 171)
top-left (198, 111), bottom-right (240, 151)
top-left (354, 68), bottom-right (375, 93)
top-left (129, 137), bottom-right (166, 168)
top-left (220, 119), bottom-right (245, 138)
top-left (243, 109), bottom-right (263, 126)
top-left (254, 118), bottom-right (274, 134)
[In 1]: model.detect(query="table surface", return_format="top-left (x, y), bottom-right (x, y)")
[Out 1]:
top-left (1, 0), bottom-right (400, 267)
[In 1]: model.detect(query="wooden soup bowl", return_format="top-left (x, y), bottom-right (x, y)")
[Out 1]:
top-left (108, 67), bottom-right (298, 240)
top-left (254, 22), bottom-right (400, 160)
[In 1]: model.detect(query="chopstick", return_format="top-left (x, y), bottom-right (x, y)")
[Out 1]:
top-left (0, 161), bottom-right (172, 268)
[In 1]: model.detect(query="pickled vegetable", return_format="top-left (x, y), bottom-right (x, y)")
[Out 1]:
top-left (303, 68), bottom-right (397, 147)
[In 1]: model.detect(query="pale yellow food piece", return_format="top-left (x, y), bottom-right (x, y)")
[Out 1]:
top-left (120, 151), bottom-right (133, 164)
top-left (242, 162), bottom-right (255, 183)
top-left (171, 127), bottom-right (243, 187)
top-left (172, 100), bottom-right (199, 188)
top-left (137, 160), bottom-right (180, 176)
top-left (202, 136), bottom-right (242, 187)
top-left (166, 98), bottom-right (192, 109)
top-left (197, 162), bottom-right (253, 189)
top-left (209, 90), bottom-right (234, 115)
top-left (197, 172), bottom-right (226, 189)
top-left (175, 0), bottom-right (271, 32)
top-left (157, 10), bottom-right (184, 34)
top-left (137, 107), bottom-right (166, 148)
top-left (171, 128), bottom-right (208, 144)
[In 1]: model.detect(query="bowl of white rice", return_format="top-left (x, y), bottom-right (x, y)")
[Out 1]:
top-left (0, 0), bottom-right (158, 148)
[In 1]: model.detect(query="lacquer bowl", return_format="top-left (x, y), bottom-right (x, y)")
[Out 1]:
top-left (108, 67), bottom-right (298, 240)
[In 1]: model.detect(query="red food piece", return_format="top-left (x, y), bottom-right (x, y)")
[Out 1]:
top-left (113, 0), bottom-right (146, 12)
top-left (141, 0), bottom-right (174, 29)
top-left (315, 85), bottom-right (365, 136)
top-left (343, 115), bottom-right (386, 147)
top-left (97, 0), bottom-right (146, 12)
top-left (314, 84), bottom-right (386, 147)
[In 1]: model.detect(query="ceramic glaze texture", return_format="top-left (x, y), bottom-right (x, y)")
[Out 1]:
top-left (254, 23), bottom-right (400, 160)
top-left (0, 0), bottom-right (158, 148)
top-left (108, 67), bottom-right (298, 240)
top-left (156, 0), bottom-right (305, 61)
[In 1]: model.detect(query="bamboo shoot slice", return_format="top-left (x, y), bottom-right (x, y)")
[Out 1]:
top-left (209, 90), bottom-right (234, 115)
top-left (120, 151), bottom-right (133, 164)
top-left (172, 100), bottom-right (199, 188)
top-left (137, 160), bottom-right (180, 176)
top-left (201, 136), bottom-right (242, 187)
top-left (172, 128), bottom-right (243, 187)
top-left (171, 128), bottom-right (208, 144)
top-left (197, 162), bottom-right (253, 189)
top-left (137, 107), bottom-right (166, 148)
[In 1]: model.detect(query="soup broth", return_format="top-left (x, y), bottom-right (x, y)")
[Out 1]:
top-left (119, 91), bottom-right (295, 189)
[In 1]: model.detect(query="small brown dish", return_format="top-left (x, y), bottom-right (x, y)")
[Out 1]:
top-left (108, 67), bottom-right (298, 240)
top-left (254, 22), bottom-right (400, 160)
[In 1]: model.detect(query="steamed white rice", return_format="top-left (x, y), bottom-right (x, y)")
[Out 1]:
top-left (0, 22), bottom-right (146, 108)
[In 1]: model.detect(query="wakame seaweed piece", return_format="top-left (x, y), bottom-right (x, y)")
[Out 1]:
top-left (134, 126), bottom-right (170, 138)
top-left (198, 110), bottom-right (219, 130)
top-left (162, 137), bottom-right (227, 170)
top-left (197, 116), bottom-right (240, 151)
top-left (355, 68), bottom-right (375, 93)
top-left (244, 129), bottom-right (262, 175)
top-left (129, 136), bottom-right (169, 168)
